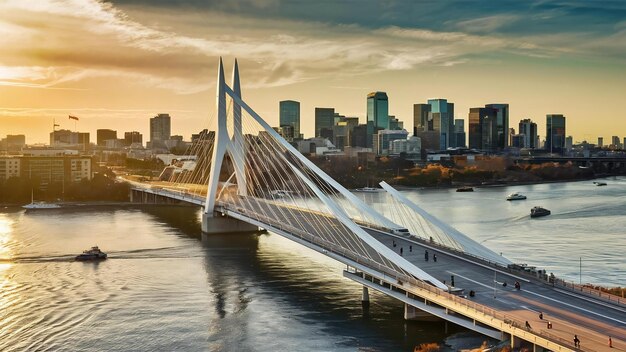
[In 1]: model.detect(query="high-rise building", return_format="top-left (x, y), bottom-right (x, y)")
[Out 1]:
top-left (390, 135), bottom-right (421, 159)
top-left (611, 136), bottom-right (620, 148)
top-left (314, 107), bottom-right (335, 138)
top-left (97, 129), bottom-right (117, 146)
top-left (388, 115), bottom-right (403, 130)
top-left (546, 114), bottom-right (566, 153)
top-left (351, 124), bottom-right (369, 148)
top-left (519, 119), bottom-right (538, 148)
top-left (565, 136), bottom-right (573, 151)
top-left (597, 137), bottom-right (604, 148)
top-left (508, 128), bottom-right (516, 146)
top-left (373, 129), bottom-right (408, 155)
top-left (453, 119), bottom-right (466, 148)
top-left (485, 104), bottom-right (509, 148)
top-left (428, 99), bottom-right (454, 149)
top-left (412, 99), bottom-right (454, 149)
top-left (366, 92), bottom-right (389, 147)
top-left (468, 107), bottom-right (498, 151)
top-left (413, 104), bottom-right (431, 133)
top-left (279, 100), bottom-right (301, 140)
top-left (511, 134), bottom-right (525, 148)
top-left (124, 131), bottom-right (143, 146)
top-left (150, 113), bottom-right (171, 148)
top-left (623, 137), bottom-right (626, 150)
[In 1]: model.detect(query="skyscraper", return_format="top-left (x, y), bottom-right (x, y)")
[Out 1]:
top-left (428, 99), bottom-right (454, 149)
top-left (413, 104), bottom-right (431, 133)
top-left (453, 119), bottom-right (466, 148)
top-left (546, 114), bottom-right (566, 153)
top-left (468, 107), bottom-right (498, 151)
top-left (366, 92), bottom-right (389, 147)
top-left (279, 100), bottom-right (301, 140)
top-left (519, 119), bottom-right (537, 148)
top-left (315, 107), bottom-right (335, 138)
top-left (485, 104), bottom-right (509, 148)
top-left (597, 137), bottom-right (603, 148)
top-left (150, 113), bottom-right (171, 149)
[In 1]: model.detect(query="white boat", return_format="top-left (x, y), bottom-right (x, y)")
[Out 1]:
top-left (23, 202), bottom-right (62, 210)
top-left (506, 192), bottom-right (527, 201)
top-left (22, 190), bottom-right (61, 209)
top-left (354, 187), bottom-right (385, 193)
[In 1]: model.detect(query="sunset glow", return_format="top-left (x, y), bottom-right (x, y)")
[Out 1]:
top-left (0, 0), bottom-right (625, 143)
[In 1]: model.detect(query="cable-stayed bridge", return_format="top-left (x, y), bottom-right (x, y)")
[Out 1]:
top-left (128, 59), bottom-right (625, 351)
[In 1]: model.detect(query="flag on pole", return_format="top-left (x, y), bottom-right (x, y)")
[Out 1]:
top-left (69, 115), bottom-right (79, 121)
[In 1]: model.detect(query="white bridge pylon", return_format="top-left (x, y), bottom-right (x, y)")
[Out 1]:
top-left (203, 58), bottom-right (448, 290)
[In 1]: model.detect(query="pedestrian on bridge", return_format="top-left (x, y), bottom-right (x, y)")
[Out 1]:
top-left (609, 336), bottom-right (612, 348)
top-left (433, 254), bottom-right (437, 262)
top-left (400, 247), bottom-right (403, 256)
top-left (574, 335), bottom-right (580, 348)
top-left (525, 321), bottom-right (531, 330)
top-left (539, 311), bottom-right (543, 320)
top-left (424, 250), bottom-right (429, 261)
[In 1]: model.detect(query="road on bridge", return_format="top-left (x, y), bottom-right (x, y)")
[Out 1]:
top-left (371, 232), bottom-right (626, 351)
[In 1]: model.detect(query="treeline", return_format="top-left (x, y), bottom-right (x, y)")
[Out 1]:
top-left (311, 155), bottom-right (599, 188)
top-left (0, 173), bottom-right (130, 204)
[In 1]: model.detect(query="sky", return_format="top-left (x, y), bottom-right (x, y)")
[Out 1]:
top-left (0, 0), bottom-right (625, 144)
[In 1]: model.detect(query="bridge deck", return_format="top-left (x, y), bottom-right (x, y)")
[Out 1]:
top-left (371, 232), bottom-right (626, 351)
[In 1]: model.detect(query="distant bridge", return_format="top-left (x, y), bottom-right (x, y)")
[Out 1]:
top-left (128, 59), bottom-right (626, 351)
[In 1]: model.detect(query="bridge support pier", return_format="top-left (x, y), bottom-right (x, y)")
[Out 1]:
top-left (202, 212), bottom-right (258, 234)
top-left (404, 304), bottom-right (440, 321)
top-left (361, 286), bottom-right (370, 308)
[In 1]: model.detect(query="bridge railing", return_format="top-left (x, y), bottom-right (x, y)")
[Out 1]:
top-left (553, 278), bottom-right (624, 306)
top-left (227, 206), bottom-right (593, 352)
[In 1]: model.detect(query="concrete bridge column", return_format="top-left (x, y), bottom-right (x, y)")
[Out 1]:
top-left (361, 286), bottom-right (370, 308)
top-left (201, 211), bottom-right (258, 234)
top-left (404, 303), bottom-right (439, 321)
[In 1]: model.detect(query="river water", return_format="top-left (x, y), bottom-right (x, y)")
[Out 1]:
top-left (0, 177), bottom-right (623, 351)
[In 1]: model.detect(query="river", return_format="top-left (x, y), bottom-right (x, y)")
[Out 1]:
top-left (0, 177), bottom-right (623, 351)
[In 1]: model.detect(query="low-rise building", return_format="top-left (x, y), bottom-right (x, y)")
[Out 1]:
top-left (0, 153), bottom-right (92, 186)
top-left (0, 157), bottom-right (21, 180)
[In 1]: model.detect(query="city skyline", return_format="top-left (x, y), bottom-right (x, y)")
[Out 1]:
top-left (1, 1), bottom-right (625, 143)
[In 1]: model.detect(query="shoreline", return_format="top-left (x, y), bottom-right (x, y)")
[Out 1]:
top-left (3, 174), bottom-right (621, 207)
top-left (1, 201), bottom-right (198, 209)
top-left (391, 173), bottom-right (619, 191)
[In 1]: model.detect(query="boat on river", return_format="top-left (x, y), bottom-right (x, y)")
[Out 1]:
top-left (22, 190), bottom-right (61, 209)
top-left (530, 206), bottom-right (551, 218)
top-left (506, 192), bottom-right (527, 201)
top-left (75, 246), bottom-right (107, 261)
top-left (593, 181), bottom-right (607, 186)
top-left (456, 186), bottom-right (474, 192)
top-left (354, 187), bottom-right (385, 193)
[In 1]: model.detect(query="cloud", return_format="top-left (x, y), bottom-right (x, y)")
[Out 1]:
top-left (0, 0), bottom-right (623, 96)
top-left (455, 15), bottom-right (520, 34)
